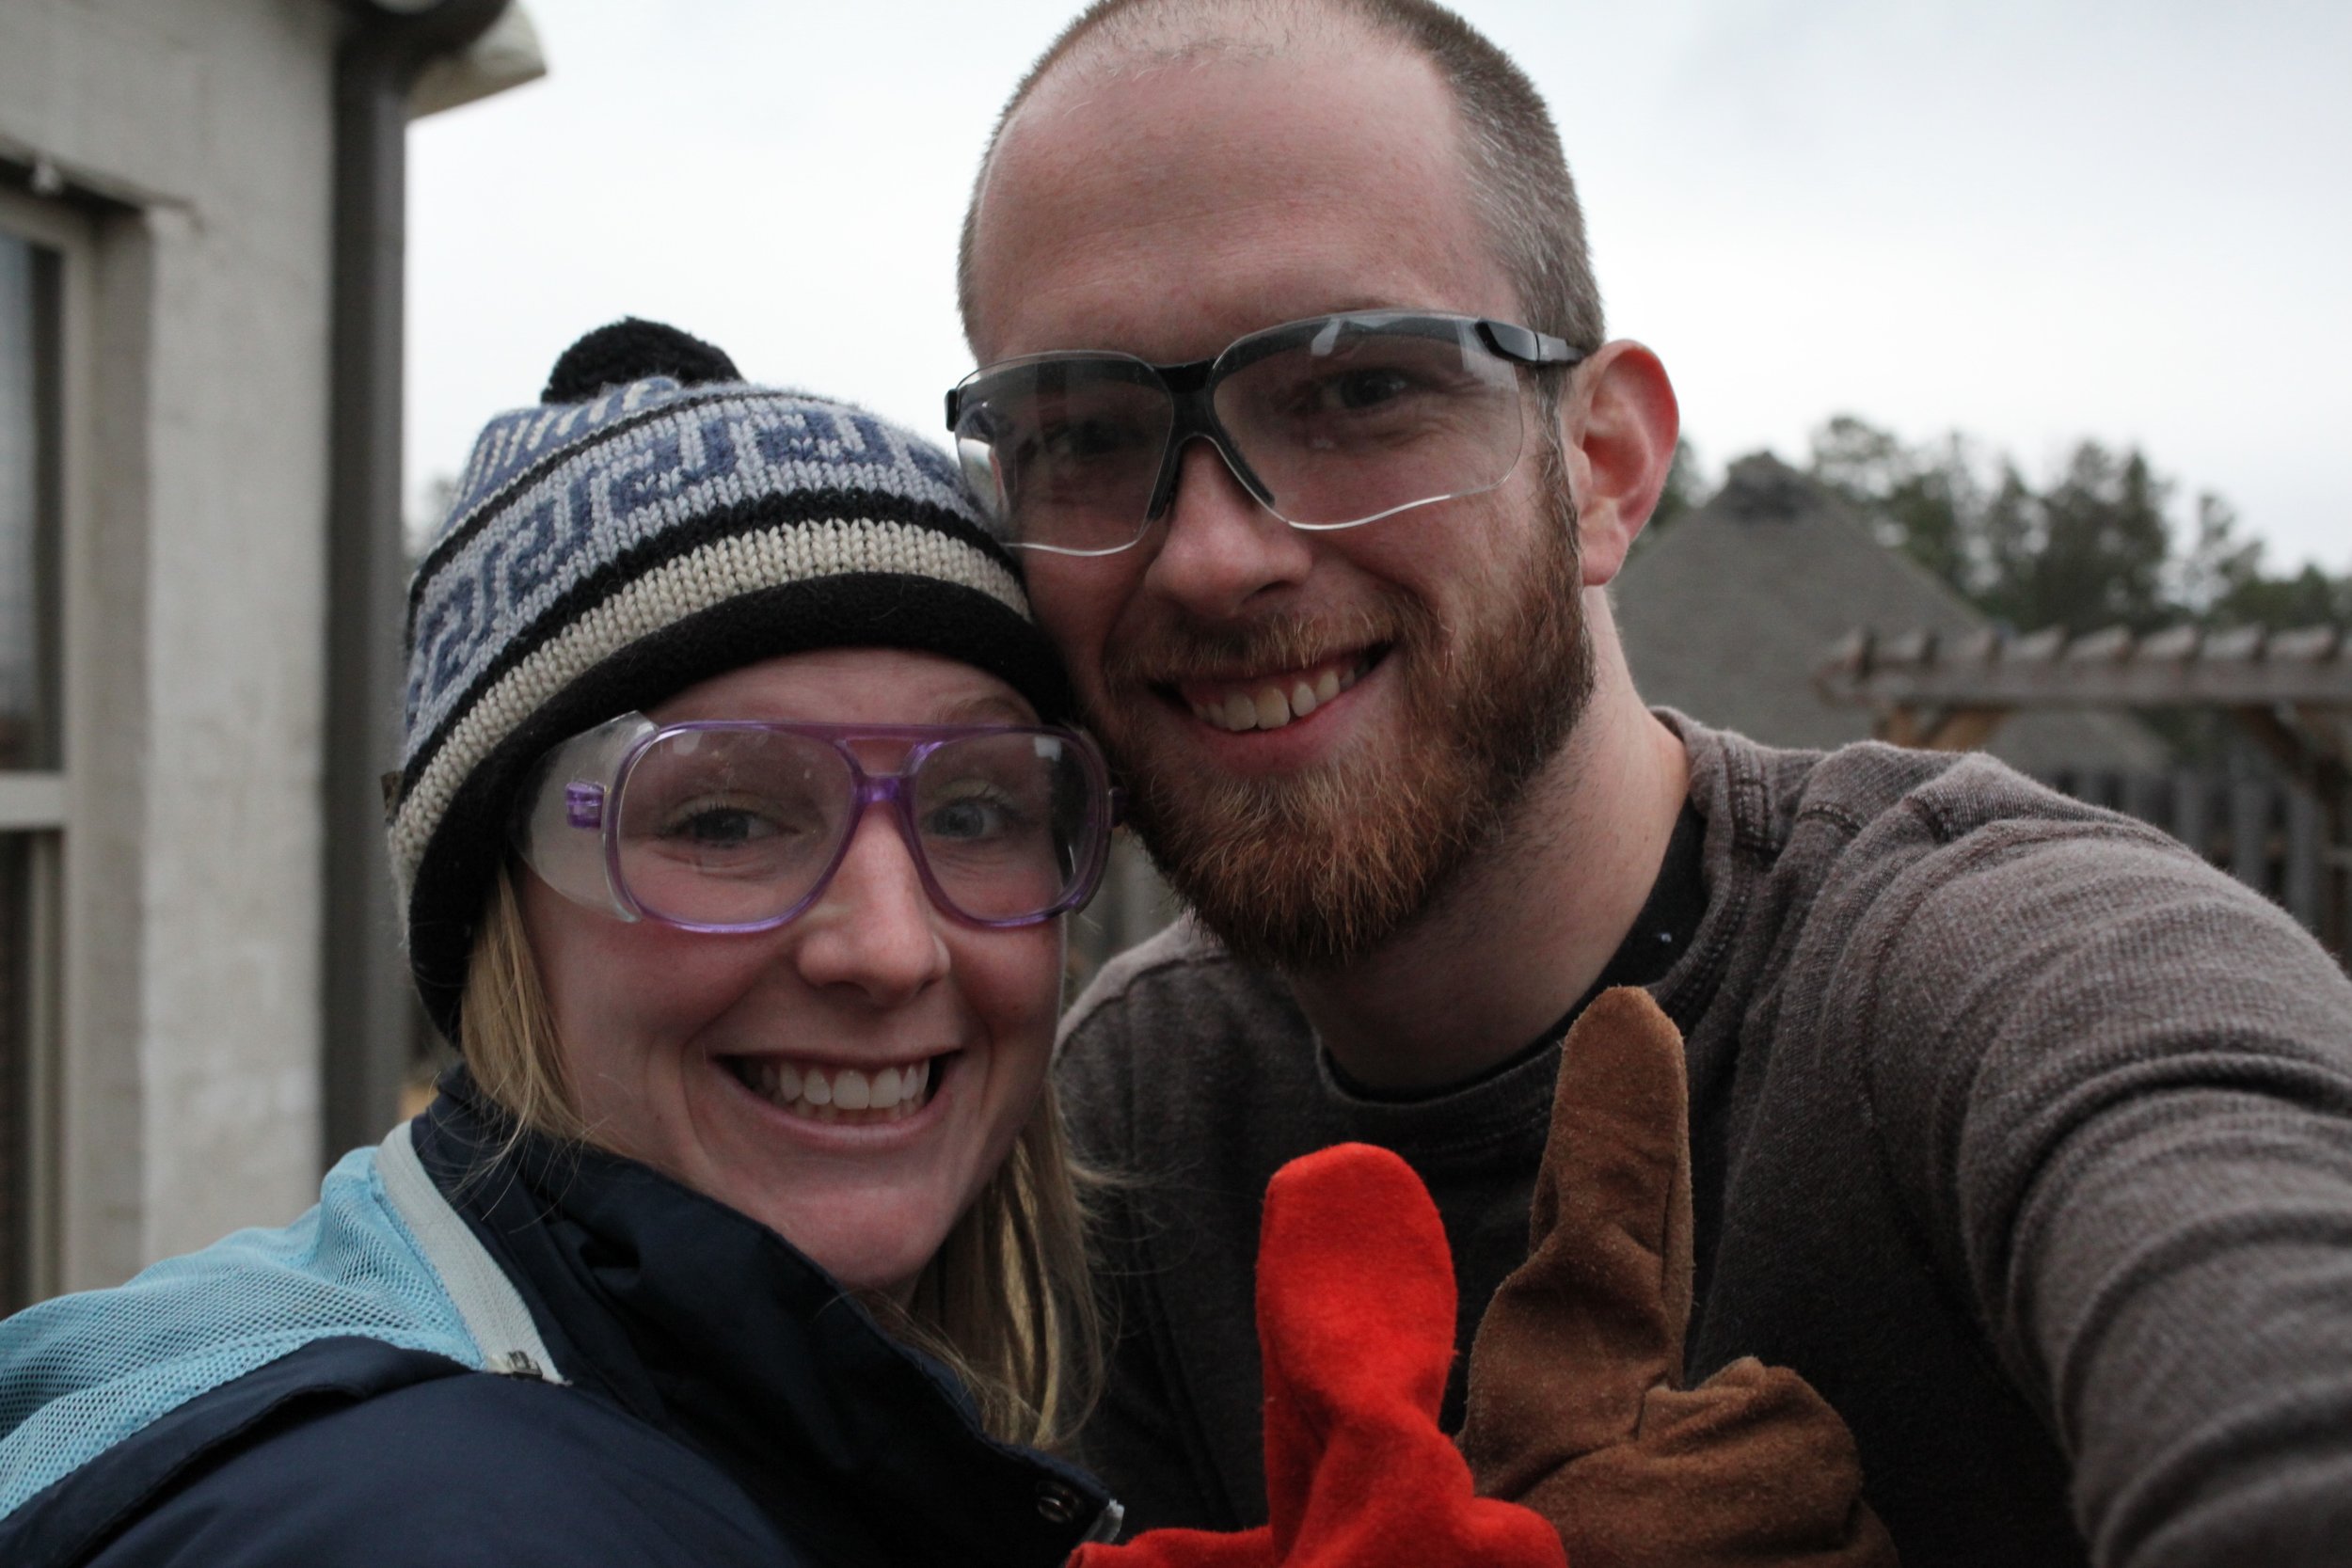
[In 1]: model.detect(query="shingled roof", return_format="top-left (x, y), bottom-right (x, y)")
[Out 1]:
top-left (1613, 454), bottom-right (2171, 774)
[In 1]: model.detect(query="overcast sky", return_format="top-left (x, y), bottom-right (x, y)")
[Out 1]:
top-left (408, 0), bottom-right (2351, 573)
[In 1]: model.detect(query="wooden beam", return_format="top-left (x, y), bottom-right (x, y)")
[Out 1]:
top-left (2233, 707), bottom-right (2352, 797)
top-left (1878, 705), bottom-right (1926, 749)
top-left (2231, 705), bottom-right (2315, 782)
top-left (1922, 706), bottom-right (2009, 752)
top-left (2290, 705), bottom-right (2352, 775)
top-left (1820, 661), bottom-right (2352, 708)
top-left (1878, 705), bottom-right (2011, 752)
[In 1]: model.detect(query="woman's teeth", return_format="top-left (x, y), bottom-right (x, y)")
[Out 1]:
top-left (730, 1056), bottom-right (934, 1124)
top-left (1189, 661), bottom-right (1361, 733)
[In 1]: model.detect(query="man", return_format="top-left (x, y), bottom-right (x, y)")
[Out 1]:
top-left (951, 3), bottom-right (2352, 1564)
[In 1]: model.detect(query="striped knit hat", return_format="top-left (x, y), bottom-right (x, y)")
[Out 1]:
top-left (391, 319), bottom-right (1073, 1040)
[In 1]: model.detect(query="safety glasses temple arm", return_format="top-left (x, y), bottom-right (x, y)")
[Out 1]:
top-left (1476, 319), bottom-right (1583, 367)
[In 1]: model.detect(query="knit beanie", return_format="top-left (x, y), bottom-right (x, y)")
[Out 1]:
top-left (390, 319), bottom-right (1073, 1041)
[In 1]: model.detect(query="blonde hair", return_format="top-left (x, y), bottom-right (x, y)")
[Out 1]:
top-left (457, 865), bottom-right (1104, 1449)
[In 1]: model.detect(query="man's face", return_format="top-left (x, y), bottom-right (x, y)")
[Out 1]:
top-left (966, 40), bottom-right (1592, 968)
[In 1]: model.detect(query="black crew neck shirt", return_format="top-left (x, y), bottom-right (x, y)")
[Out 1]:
top-left (1328, 802), bottom-right (1708, 1103)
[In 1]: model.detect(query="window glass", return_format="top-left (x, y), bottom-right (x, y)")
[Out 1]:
top-left (0, 834), bottom-right (30, 1310)
top-left (0, 232), bottom-right (62, 772)
top-left (0, 225), bottom-right (62, 1307)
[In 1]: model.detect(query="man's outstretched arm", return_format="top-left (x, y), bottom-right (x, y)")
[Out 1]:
top-left (1843, 815), bottom-right (2352, 1567)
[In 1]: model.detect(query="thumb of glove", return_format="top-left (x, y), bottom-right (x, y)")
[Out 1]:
top-left (1459, 989), bottom-right (1897, 1567)
top-left (1080, 1146), bottom-right (1565, 1568)
top-left (1253, 1145), bottom-right (1565, 1568)
top-left (1460, 986), bottom-right (1694, 1497)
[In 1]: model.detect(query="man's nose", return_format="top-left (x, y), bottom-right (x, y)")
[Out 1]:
top-left (1138, 438), bottom-right (1315, 622)
top-left (790, 804), bottom-right (950, 1004)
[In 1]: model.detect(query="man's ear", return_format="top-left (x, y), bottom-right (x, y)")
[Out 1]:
top-left (1561, 342), bottom-right (1678, 589)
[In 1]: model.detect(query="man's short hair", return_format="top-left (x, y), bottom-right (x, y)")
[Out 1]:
top-left (958, 0), bottom-right (1606, 356)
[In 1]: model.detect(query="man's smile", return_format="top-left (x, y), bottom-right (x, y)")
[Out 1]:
top-left (1171, 651), bottom-right (1379, 733)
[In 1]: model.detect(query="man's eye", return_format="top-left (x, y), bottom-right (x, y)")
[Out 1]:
top-left (1295, 359), bottom-right (1463, 417)
top-left (1039, 417), bottom-right (1147, 462)
top-left (1320, 369), bottom-right (1416, 411)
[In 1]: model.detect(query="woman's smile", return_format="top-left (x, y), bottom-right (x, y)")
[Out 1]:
top-left (719, 1049), bottom-right (948, 1126)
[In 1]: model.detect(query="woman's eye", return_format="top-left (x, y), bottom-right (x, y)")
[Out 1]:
top-left (654, 789), bottom-right (818, 850)
top-left (662, 801), bottom-right (784, 847)
top-left (926, 795), bottom-right (1009, 841)
top-left (924, 772), bottom-right (1052, 843)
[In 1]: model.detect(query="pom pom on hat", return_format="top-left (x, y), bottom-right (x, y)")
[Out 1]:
top-left (394, 320), bottom-right (1069, 1042)
top-left (540, 317), bottom-right (740, 403)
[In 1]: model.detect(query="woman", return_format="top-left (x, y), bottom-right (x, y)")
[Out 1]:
top-left (0, 321), bottom-right (1121, 1567)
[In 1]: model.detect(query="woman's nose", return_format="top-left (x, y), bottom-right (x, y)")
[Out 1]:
top-left (790, 805), bottom-right (950, 1003)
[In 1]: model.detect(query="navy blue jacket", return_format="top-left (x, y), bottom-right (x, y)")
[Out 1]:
top-left (0, 1076), bottom-right (1114, 1567)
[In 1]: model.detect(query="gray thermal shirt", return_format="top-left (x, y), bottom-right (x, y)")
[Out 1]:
top-left (1054, 714), bottom-right (2352, 1568)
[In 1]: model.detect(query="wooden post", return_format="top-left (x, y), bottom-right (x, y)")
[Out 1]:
top-left (2284, 786), bottom-right (2324, 932)
top-left (2230, 767), bottom-right (2273, 895)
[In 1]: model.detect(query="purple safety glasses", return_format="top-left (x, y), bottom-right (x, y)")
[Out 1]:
top-left (516, 715), bottom-right (1116, 933)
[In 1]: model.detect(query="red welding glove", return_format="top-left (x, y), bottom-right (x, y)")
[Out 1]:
top-left (1457, 988), bottom-right (1898, 1567)
top-left (1073, 1143), bottom-right (1565, 1568)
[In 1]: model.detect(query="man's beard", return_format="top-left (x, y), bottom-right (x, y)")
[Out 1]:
top-left (1095, 449), bottom-right (1594, 972)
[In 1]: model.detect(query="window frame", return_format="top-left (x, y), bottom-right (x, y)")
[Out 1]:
top-left (0, 180), bottom-right (96, 1307)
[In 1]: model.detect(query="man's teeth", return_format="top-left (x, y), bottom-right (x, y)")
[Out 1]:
top-left (733, 1056), bottom-right (934, 1124)
top-left (1191, 664), bottom-right (1356, 734)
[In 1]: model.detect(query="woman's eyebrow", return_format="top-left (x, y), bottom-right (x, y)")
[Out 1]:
top-left (936, 694), bottom-right (1037, 725)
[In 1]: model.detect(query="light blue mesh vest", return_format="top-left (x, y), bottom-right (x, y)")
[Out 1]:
top-left (0, 1127), bottom-right (562, 1519)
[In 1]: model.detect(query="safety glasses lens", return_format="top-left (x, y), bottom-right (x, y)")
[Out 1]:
top-left (953, 316), bottom-right (1530, 551)
top-left (954, 358), bottom-right (1169, 555)
top-left (1213, 317), bottom-right (1524, 527)
top-left (615, 730), bottom-right (850, 927)
top-left (606, 727), bottom-right (1102, 928)
top-left (911, 730), bottom-right (1093, 922)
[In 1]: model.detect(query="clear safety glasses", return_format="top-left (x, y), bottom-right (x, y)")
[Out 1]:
top-left (516, 716), bottom-right (1116, 932)
top-left (946, 309), bottom-right (1584, 557)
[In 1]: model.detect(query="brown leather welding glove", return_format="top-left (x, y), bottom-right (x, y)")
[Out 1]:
top-left (1074, 1144), bottom-right (1565, 1568)
top-left (1457, 988), bottom-right (1898, 1568)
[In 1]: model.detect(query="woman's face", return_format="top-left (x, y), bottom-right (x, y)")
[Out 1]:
top-left (520, 647), bottom-right (1066, 1301)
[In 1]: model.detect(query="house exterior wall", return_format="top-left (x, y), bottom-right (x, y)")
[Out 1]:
top-left (0, 0), bottom-right (340, 1285)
